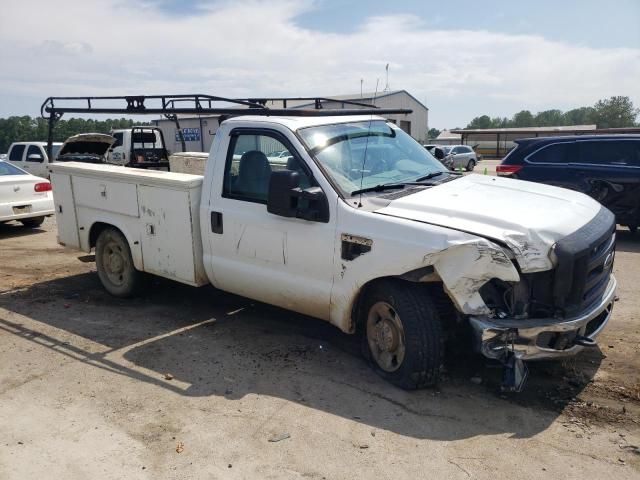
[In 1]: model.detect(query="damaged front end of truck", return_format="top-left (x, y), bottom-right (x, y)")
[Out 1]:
top-left (465, 207), bottom-right (617, 391)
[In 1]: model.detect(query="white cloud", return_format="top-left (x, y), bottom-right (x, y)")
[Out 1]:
top-left (0, 0), bottom-right (638, 127)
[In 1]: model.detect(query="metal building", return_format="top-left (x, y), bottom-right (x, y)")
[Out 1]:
top-left (152, 89), bottom-right (429, 154)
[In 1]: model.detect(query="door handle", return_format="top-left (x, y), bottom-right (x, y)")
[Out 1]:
top-left (211, 211), bottom-right (223, 234)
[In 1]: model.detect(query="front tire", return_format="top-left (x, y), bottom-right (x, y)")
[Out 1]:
top-left (20, 216), bottom-right (45, 228)
top-left (361, 280), bottom-right (443, 389)
top-left (466, 159), bottom-right (476, 171)
top-left (95, 227), bottom-right (143, 297)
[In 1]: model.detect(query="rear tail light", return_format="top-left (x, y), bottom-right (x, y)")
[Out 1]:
top-left (34, 182), bottom-right (52, 192)
top-left (496, 164), bottom-right (523, 176)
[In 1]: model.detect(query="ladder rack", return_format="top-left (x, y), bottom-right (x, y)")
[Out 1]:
top-left (41, 93), bottom-right (412, 158)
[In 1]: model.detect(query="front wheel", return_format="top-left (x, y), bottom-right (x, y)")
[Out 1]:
top-left (95, 227), bottom-right (143, 297)
top-left (466, 159), bottom-right (476, 171)
top-left (361, 280), bottom-right (443, 389)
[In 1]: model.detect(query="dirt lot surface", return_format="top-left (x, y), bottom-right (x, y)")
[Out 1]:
top-left (1, 216), bottom-right (639, 479)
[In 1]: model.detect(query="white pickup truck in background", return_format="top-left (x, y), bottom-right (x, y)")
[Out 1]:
top-left (49, 114), bottom-right (617, 391)
top-left (107, 126), bottom-right (170, 170)
top-left (7, 141), bottom-right (63, 178)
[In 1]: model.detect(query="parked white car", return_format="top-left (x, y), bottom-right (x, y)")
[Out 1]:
top-left (0, 160), bottom-right (54, 227)
top-left (6, 141), bottom-right (63, 178)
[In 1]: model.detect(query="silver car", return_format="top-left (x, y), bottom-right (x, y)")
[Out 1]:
top-left (443, 145), bottom-right (478, 171)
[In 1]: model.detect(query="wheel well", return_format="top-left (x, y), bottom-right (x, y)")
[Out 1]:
top-left (89, 222), bottom-right (117, 249)
top-left (351, 276), bottom-right (456, 333)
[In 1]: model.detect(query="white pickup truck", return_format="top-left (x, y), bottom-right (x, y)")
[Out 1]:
top-left (49, 114), bottom-right (617, 391)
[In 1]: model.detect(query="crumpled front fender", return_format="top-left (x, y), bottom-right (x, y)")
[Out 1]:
top-left (428, 239), bottom-right (520, 315)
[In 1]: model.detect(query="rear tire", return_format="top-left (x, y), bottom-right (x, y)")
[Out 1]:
top-left (20, 216), bottom-right (45, 228)
top-left (466, 160), bottom-right (476, 172)
top-left (95, 227), bottom-right (143, 297)
top-left (361, 280), bottom-right (444, 389)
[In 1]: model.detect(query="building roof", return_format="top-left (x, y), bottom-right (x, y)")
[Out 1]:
top-left (436, 130), bottom-right (461, 140)
top-left (290, 90), bottom-right (429, 112)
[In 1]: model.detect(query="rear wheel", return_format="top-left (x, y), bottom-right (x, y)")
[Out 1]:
top-left (95, 227), bottom-right (143, 297)
top-left (466, 159), bottom-right (476, 171)
top-left (20, 216), bottom-right (45, 228)
top-left (361, 280), bottom-right (443, 389)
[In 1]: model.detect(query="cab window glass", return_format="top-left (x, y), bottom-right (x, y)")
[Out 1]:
top-left (223, 133), bottom-right (312, 203)
top-left (9, 145), bottom-right (25, 161)
top-left (26, 145), bottom-right (44, 162)
top-left (112, 132), bottom-right (124, 148)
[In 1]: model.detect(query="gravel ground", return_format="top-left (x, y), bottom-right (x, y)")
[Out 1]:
top-left (0, 215), bottom-right (638, 480)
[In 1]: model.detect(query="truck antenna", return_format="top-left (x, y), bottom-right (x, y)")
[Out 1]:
top-left (357, 79), bottom-right (380, 208)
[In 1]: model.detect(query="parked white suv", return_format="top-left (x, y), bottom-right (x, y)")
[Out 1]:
top-left (443, 145), bottom-right (478, 171)
top-left (7, 141), bottom-right (63, 178)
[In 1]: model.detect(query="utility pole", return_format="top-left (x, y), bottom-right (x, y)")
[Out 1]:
top-left (384, 63), bottom-right (390, 92)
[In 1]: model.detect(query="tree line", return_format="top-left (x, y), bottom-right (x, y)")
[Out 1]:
top-left (0, 116), bottom-right (151, 153)
top-left (465, 96), bottom-right (638, 130)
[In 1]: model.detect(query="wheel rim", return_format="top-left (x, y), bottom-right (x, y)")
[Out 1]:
top-left (366, 301), bottom-right (406, 372)
top-left (101, 238), bottom-right (128, 287)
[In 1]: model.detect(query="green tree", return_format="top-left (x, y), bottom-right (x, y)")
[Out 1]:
top-left (512, 110), bottom-right (535, 127)
top-left (427, 128), bottom-right (441, 139)
top-left (467, 115), bottom-right (493, 129)
top-left (592, 96), bottom-right (639, 128)
top-left (0, 116), bottom-right (151, 153)
top-left (563, 106), bottom-right (596, 126)
top-left (534, 109), bottom-right (564, 127)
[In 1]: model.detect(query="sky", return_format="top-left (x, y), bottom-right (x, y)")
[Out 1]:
top-left (0, 0), bottom-right (638, 129)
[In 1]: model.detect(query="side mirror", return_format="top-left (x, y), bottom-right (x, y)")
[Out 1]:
top-left (267, 170), bottom-right (300, 218)
top-left (28, 153), bottom-right (43, 162)
top-left (267, 170), bottom-right (330, 223)
top-left (434, 148), bottom-right (445, 160)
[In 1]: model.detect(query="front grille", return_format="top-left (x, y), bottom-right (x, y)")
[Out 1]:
top-left (551, 207), bottom-right (616, 317)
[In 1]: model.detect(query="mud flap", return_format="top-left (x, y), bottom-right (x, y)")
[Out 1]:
top-left (501, 351), bottom-right (529, 393)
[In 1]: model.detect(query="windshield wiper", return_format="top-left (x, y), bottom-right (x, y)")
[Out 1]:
top-left (415, 171), bottom-right (450, 182)
top-left (350, 171), bottom-right (460, 196)
top-left (350, 182), bottom-right (407, 196)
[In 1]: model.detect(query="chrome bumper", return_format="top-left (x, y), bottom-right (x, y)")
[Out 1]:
top-left (469, 275), bottom-right (617, 361)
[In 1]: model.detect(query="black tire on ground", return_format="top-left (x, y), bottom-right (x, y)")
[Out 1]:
top-left (95, 227), bottom-right (143, 297)
top-left (628, 225), bottom-right (638, 234)
top-left (466, 160), bottom-right (476, 171)
top-left (20, 216), bottom-right (45, 228)
top-left (361, 280), bottom-right (444, 389)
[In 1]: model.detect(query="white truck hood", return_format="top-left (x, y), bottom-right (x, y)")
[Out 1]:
top-left (375, 174), bottom-right (602, 272)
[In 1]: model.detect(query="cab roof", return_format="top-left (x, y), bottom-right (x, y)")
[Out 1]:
top-left (222, 114), bottom-right (388, 132)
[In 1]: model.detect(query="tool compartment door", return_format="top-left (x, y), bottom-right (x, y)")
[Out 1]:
top-left (50, 172), bottom-right (80, 248)
top-left (138, 185), bottom-right (198, 284)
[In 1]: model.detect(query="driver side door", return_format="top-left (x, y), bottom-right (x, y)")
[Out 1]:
top-left (206, 128), bottom-right (337, 321)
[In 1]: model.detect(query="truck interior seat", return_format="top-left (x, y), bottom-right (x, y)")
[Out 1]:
top-left (235, 150), bottom-right (272, 199)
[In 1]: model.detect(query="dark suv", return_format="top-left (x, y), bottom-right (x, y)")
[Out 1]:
top-left (497, 135), bottom-right (640, 232)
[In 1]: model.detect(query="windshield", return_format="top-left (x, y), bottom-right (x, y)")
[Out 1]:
top-left (299, 121), bottom-right (447, 196)
top-left (442, 146), bottom-right (453, 154)
top-left (51, 145), bottom-right (61, 159)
